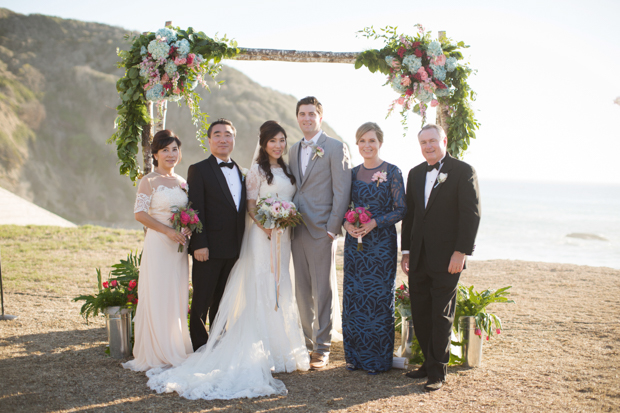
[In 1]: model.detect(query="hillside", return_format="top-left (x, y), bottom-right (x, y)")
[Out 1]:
top-left (0, 8), bottom-right (342, 228)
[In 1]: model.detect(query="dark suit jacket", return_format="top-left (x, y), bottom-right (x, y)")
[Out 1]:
top-left (401, 154), bottom-right (481, 272)
top-left (187, 155), bottom-right (246, 259)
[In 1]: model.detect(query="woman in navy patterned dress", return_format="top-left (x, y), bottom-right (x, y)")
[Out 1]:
top-left (343, 122), bottom-right (407, 374)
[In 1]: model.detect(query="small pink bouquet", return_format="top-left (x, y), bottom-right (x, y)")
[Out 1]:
top-left (255, 194), bottom-right (304, 236)
top-left (344, 202), bottom-right (373, 251)
top-left (170, 203), bottom-right (203, 252)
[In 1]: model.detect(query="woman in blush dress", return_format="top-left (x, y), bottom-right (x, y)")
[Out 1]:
top-left (123, 130), bottom-right (193, 371)
top-left (144, 120), bottom-right (309, 400)
top-left (342, 122), bottom-right (407, 374)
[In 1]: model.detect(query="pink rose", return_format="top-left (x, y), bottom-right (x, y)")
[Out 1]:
top-left (401, 76), bottom-right (411, 87)
top-left (191, 214), bottom-right (199, 224)
top-left (397, 97), bottom-right (405, 106)
top-left (432, 55), bottom-right (446, 66)
top-left (180, 211), bottom-right (190, 225)
top-left (417, 67), bottom-right (428, 81)
top-left (173, 88), bottom-right (181, 95)
top-left (174, 56), bottom-right (187, 65)
top-left (110, 280), bottom-right (118, 288)
top-left (345, 211), bottom-right (357, 223)
top-left (399, 284), bottom-right (405, 290)
top-left (129, 280), bottom-right (137, 290)
top-left (186, 53), bottom-right (195, 66)
top-left (359, 213), bottom-right (370, 224)
top-left (474, 328), bottom-right (482, 336)
top-left (486, 336), bottom-right (490, 341)
top-left (430, 100), bottom-right (439, 108)
top-left (355, 207), bottom-right (365, 215)
top-left (102, 281), bottom-right (109, 289)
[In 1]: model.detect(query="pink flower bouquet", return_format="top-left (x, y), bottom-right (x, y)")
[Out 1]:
top-left (344, 202), bottom-right (373, 251)
top-left (170, 203), bottom-right (203, 252)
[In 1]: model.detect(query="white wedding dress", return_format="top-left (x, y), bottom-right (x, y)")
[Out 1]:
top-left (146, 164), bottom-right (310, 400)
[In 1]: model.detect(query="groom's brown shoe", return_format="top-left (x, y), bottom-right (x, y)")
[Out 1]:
top-left (310, 352), bottom-right (329, 370)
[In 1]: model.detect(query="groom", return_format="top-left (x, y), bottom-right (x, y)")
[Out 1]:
top-left (187, 118), bottom-right (247, 351)
top-left (289, 96), bottom-right (351, 369)
top-left (401, 124), bottom-right (481, 391)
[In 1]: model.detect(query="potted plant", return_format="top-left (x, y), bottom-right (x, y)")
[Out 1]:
top-left (455, 283), bottom-right (514, 367)
top-left (73, 251), bottom-right (141, 358)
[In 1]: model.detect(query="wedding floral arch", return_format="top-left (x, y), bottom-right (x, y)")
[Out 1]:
top-left (110, 23), bottom-right (478, 182)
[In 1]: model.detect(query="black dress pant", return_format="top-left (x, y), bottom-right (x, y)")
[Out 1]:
top-left (189, 256), bottom-right (238, 351)
top-left (408, 245), bottom-right (460, 381)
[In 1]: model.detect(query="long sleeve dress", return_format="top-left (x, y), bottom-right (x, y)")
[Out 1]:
top-left (343, 162), bottom-right (406, 372)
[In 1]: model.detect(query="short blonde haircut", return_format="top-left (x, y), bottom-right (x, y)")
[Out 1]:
top-left (355, 122), bottom-right (384, 144)
top-left (418, 123), bottom-right (446, 139)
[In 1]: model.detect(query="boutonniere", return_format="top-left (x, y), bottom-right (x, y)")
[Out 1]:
top-left (312, 145), bottom-right (324, 160)
top-left (241, 167), bottom-right (249, 180)
top-left (434, 172), bottom-right (448, 188)
top-left (180, 182), bottom-right (189, 195)
top-left (371, 170), bottom-right (388, 187)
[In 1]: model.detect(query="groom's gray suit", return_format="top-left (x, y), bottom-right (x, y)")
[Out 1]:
top-left (289, 131), bottom-right (351, 355)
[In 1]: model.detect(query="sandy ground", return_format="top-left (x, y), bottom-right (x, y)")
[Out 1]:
top-left (1, 250), bottom-right (620, 412)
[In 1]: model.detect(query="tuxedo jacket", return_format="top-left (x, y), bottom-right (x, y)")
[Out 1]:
top-left (401, 154), bottom-right (481, 272)
top-left (288, 131), bottom-right (352, 239)
top-left (187, 155), bottom-right (247, 259)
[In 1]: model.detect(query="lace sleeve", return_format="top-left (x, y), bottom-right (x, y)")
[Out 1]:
top-left (245, 164), bottom-right (263, 200)
top-left (134, 176), bottom-right (153, 213)
top-left (375, 165), bottom-right (407, 228)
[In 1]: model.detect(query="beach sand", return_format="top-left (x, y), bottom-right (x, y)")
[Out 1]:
top-left (1, 242), bottom-right (619, 412)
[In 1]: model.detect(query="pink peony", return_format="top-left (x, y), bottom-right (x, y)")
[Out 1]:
top-left (474, 328), bottom-right (482, 336)
top-left (432, 55), bottom-right (446, 66)
top-left (401, 76), bottom-right (411, 87)
top-left (191, 214), bottom-right (199, 224)
top-left (110, 280), bottom-right (118, 288)
top-left (355, 207), bottom-right (365, 215)
top-left (102, 281), bottom-right (109, 289)
top-left (430, 99), bottom-right (439, 108)
top-left (345, 211), bottom-right (357, 223)
top-left (180, 211), bottom-right (190, 225)
top-left (359, 213), bottom-right (370, 224)
top-left (417, 67), bottom-right (428, 81)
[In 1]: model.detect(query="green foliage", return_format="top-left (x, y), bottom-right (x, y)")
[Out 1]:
top-left (73, 250), bottom-right (142, 323)
top-left (109, 27), bottom-right (239, 182)
top-left (455, 283), bottom-right (515, 339)
top-left (355, 25), bottom-right (479, 158)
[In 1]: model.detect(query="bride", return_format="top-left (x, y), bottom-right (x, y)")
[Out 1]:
top-left (146, 120), bottom-right (310, 400)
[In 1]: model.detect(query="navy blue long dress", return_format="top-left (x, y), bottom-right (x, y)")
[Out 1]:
top-left (343, 161), bottom-right (406, 372)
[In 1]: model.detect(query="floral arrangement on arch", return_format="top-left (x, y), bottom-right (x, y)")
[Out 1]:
top-left (355, 25), bottom-right (479, 158)
top-left (110, 26), bottom-right (239, 181)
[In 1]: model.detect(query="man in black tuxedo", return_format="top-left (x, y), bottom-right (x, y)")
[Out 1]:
top-left (187, 118), bottom-right (246, 351)
top-left (401, 124), bottom-right (481, 391)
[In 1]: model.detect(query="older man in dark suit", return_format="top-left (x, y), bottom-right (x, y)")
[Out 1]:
top-left (401, 124), bottom-right (481, 391)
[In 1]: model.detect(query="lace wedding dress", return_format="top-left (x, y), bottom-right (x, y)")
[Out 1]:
top-left (123, 173), bottom-right (193, 371)
top-left (146, 164), bottom-right (310, 400)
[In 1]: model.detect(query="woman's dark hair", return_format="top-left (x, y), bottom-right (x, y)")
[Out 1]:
top-left (255, 121), bottom-right (296, 186)
top-left (151, 129), bottom-right (181, 167)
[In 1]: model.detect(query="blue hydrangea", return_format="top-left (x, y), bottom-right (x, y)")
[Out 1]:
top-left (140, 46), bottom-right (147, 55)
top-left (403, 55), bottom-right (422, 74)
top-left (156, 28), bottom-right (177, 42)
top-left (147, 40), bottom-right (170, 61)
top-left (417, 88), bottom-right (433, 103)
top-left (427, 41), bottom-right (443, 57)
top-left (145, 84), bottom-right (164, 101)
top-left (435, 87), bottom-right (453, 97)
top-left (173, 39), bottom-right (190, 58)
top-left (164, 60), bottom-right (178, 75)
top-left (445, 57), bottom-right (458, 72)
top-left (385, 56), bottom-right (396, 67)
top-left (168, 94), bottom-right (182, 102)
top-left (430, 65), bottom-right (446, 81)
top-left (390, 76), bottom-right (407, 94)
top-left (139, 66), bottom-right (148, 78)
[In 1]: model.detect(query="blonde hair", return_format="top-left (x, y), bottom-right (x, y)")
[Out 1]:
top-left (355, 122), bottom-right (384, 144)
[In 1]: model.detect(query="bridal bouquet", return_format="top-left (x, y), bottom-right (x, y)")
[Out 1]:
top-left (254, 194), bottom-right (304, 233)
top-left (170, 204), bottom-right (202, 252)
top-left (345, 203), bottom-right (373, 251)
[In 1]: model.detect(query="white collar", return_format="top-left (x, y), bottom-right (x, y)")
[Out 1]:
top-left (303, 130), bottom-right (322, 145)
top-left (215, 156), bottom-right (232, 164)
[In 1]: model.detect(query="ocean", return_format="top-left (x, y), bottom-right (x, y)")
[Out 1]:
top-left (469, 180), bottom-right (620, 269)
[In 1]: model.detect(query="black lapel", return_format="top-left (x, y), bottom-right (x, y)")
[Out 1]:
top-left (416, 165), bottom-right (426, 211)
top-left (425, 154), bottom-right (454, 214)
top-left (208, 155), bottom-right (236, 210)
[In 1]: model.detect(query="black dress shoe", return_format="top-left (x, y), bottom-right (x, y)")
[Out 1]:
top-left (405, 367), bottom-right (427, 379)
top-left (424, 378), bottom-right (443, 392)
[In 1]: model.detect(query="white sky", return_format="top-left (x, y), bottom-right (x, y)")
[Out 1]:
top-left (4, 0), bottom-right (620, 184)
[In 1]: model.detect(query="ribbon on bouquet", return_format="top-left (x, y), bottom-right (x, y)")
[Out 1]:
top-left (270, 228), bottom-right (284, 311)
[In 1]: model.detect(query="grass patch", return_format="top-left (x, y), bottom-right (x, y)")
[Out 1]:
top-left (0, 225), bottom-right (142, 295)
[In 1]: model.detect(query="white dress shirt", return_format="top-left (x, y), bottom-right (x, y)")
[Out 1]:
top-left (300, 130), bottom-right (322, 176)
top-left (216, 157), bottom-right (242, 211)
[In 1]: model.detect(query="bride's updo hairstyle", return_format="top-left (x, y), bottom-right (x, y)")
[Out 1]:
top-left (256, 120), bottom-right (296, 186)
top-left (151, 129), bottom-right (182, 167)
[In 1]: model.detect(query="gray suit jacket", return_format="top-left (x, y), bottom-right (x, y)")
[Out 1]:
top-left (289, 131), bottom-right (352, 239)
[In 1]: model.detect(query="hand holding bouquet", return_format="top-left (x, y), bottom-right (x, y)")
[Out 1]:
top-left (170, 203), bottom-right (203, 252)
top-left (255, 194), bottom-right (304, 238)
top-left (344, 203), bottom-right (373, 251)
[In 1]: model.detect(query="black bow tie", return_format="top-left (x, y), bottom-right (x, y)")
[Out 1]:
top-left (426, 162), bottom-right (440, 172)
top-left (219, 161), bottom-right (234, 169)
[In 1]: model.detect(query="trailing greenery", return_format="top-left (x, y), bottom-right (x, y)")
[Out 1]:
top-left (109, 27), bottom-right (239, 182)
top-left (355, 25), bottom-right (479, 158)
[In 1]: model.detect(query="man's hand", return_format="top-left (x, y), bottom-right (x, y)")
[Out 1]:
top-left (194, 247), bottom-right (209, 262)
top-left (448, 251), bottom-right (466, 274)
top-left (401, 254), bottom-right (410, 275)
top-left (327, 231), bottom-right (335, 240)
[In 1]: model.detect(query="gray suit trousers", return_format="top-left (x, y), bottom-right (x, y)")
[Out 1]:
top-left (292, 223), bottom-right (337, 355)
